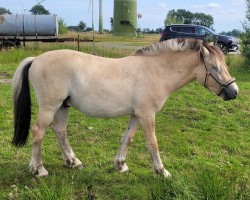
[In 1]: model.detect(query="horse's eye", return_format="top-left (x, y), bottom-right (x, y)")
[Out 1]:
top-left (213, 66), bottom-right (219, 71)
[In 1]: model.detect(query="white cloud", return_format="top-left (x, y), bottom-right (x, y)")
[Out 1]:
top-left (206, 3), bottom-right (221, 9)
top-left (191, 5), bottom-right (204, 9)
top-left (157, 3), bottom-right (167, 8)
top-left (191, 3), bottom-right (221, 10)
top-left (231, 0), bottom-right (245, 5)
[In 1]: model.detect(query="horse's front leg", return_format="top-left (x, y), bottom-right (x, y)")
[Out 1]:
top-left (114, 115), bottom-right (139, 173)
top-left (138, 114), bottom-right (171, 178)
top-left (52, 107), bottom-right (83, 169)
top-left (30, 110), bottom-right (54, 177)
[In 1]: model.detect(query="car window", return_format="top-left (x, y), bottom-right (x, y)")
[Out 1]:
top-left (195, 27), bottom-right (211, 35)
top-left (170, 26), bottom-right (194, 33)
top-left (180, 27), bottom-right (194, 33)
top-left (171, 27), bottom-right (178, 32)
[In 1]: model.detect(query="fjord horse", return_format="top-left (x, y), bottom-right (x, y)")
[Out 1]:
top-left (12, 38), bottom-right (238, 177)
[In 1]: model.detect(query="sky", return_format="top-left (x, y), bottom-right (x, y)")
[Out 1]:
top-left (0, 0), bottom-right (247, 33)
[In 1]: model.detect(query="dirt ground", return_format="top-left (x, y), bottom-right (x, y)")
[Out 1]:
top-left (0, 72), bottom-right (11, 84)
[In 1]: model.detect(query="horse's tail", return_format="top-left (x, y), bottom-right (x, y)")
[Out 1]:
top-left (12, 57), bottom-right (35, 147)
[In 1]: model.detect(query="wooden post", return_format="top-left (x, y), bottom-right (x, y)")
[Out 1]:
top-left (23, 38), bottom-right (26, 47)
top-left (78, 34), bottom-right (80, 51)
top-left (92, 34), bottom-right (95, 55)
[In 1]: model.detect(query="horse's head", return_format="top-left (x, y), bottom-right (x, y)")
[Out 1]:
top-left (197, 44), bottom-right (238, 101)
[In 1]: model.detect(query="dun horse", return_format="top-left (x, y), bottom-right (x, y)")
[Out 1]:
top-left (12, 38), bottom-right (238, 177)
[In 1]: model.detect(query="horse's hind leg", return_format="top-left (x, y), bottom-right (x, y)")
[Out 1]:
top-left (114, 115), bottom-right (138, 173)
top-left (30, 109), bottom-right (55, 177)
top-left (52, 106), bottom-right (83, 169)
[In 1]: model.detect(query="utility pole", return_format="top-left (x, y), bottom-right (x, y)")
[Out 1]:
top-left (91, 0), bottom-right (94, 31)
top-left (99, 0), bottom-right (103, 34)
top-left (89, 0), bottom-right (94, 31)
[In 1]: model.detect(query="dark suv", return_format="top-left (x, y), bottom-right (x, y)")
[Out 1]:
top-left (160, 24), bottom-right (239, 54)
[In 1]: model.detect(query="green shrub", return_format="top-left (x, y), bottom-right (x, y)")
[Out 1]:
top-left (58, 18), bottom-right (68, 35)
top-left (240, 30), bottom-right (250, 68)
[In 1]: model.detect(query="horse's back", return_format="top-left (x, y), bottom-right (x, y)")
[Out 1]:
top-left (29, 50), bottom-right (140, 117)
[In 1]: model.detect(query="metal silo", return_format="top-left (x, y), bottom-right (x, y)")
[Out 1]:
top-left (113, 0), bottom-right (137, 37)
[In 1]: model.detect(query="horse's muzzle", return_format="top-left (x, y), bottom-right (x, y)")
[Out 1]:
top-left (220, 84), bottom-right (238, 101)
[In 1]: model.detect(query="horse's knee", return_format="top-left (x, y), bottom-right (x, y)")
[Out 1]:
top-left (52, 123), bottom-right (65, 134)
top-left (147, 141), bottom-right (159, 152)
top-left (31, 123), bottom-right (45, 143)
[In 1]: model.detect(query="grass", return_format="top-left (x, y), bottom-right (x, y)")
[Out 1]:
top-left (0, 35), bottom-right (249, 199)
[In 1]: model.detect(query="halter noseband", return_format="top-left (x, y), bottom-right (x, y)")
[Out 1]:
top-left (201, 53), bottom-right (236, 96)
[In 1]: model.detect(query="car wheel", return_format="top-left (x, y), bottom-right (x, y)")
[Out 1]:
top-left (217, 43), bottom-right (228, 54)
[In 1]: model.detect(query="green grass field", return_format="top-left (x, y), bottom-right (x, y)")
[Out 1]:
top-left (0, 34), bottom-right (249, 199)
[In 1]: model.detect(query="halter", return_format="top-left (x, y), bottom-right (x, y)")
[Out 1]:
top-left (200, 53), bottom-right (236, 96)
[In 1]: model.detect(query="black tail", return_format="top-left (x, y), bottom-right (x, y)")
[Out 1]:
top-left (12, 58), bottom-right (34, 146)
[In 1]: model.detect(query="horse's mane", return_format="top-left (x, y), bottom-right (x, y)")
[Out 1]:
top-left (203, 43), bottom-right (226, 64)
top-left (132, 38), bottom-right (226, 65)
top-left (132, 38), bottom-right (203, 56)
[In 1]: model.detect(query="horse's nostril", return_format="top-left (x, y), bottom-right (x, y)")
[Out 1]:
top-left (235, 90), bottom-right (238, 96)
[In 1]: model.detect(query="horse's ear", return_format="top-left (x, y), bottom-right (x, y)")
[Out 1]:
top-left (201, 45), bottom-right (210, 57)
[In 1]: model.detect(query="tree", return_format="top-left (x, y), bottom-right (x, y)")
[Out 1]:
top-left (165, 9), bottom-right (191, 25)
top-left (241, 0), bottom-right (250, 67)
top-left (0, 7), bottom-right (12, 14)
top-left (58, 18), bottom-right (68, 34)
top-left (85, 27), bottom-right (92, 32)
top-left (29, 4), bottom-right (50, 15)
top-left (68, 21), bottom-right (88, 32)
top-left (78, 21), bottom-right (86, 32)
top-left (142, 28), bottom-right (150, 33)
top-left (165, 9), bottom-right (214, 28)
top-left (192, 12), bottom-right (214, 28)
top-left (155, 28), bottom-right (163, 33)
top-left (219, 29), bottom-right (242, 37)
top-left (176, 9), bottom-right (193, 24)
top-left (110, 17), bottom-right (113, 32)
top-left (165, 10), bottom-right (182, 25)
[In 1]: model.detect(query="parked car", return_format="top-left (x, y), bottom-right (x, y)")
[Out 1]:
top-left (160, 24), bottom-right (239, 54)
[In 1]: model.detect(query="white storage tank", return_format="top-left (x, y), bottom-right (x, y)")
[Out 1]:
top-left (0, 14), bottom-right (58, 37)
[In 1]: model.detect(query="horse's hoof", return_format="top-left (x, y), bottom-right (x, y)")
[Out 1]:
top-left (34, 167), bottom-right (49, 177)
top-left (162, 169), bottom-right (172, 178)
top-left (36, 170), bottom-right (49, 177)
top-left (119, 165), bottom-right (129, 173)
top-left (65, 157), bottom-right (83, 169)
top-left (76, 164), bottom-right (84, 170)
top-left (29, 163), bottom-right (49, 177)
top-left (155, 168), bottom-right (172, 178)
top-left (117, 163), bottom-right (129, 173)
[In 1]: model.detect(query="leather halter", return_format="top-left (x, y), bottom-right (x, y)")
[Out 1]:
top-left (200, 53), bottom-right (236, 96)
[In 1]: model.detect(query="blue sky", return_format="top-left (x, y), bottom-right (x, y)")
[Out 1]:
top-left (0, 0), bottom-right (246, 33)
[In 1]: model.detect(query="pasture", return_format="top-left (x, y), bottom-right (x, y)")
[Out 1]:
top-left (0, 34), bottom-right (249, 199)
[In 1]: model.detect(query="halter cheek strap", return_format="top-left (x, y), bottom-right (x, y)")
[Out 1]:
top-left (200, 53), bottom-right (236, 96)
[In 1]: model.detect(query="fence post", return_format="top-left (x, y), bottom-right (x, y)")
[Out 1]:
top-left (77, 34), bottom-right (80, 51)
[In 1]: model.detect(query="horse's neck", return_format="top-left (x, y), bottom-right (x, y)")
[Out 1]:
top-left (161, 51), bottom-right (200, 93)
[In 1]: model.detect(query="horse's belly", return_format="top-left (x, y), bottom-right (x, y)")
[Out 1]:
top-left (69, 97), bottom-right (134, 118)
top-left (67, 70), bottom-right (137, 118)
top-left (75, 104), bottom-right (133, 118)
